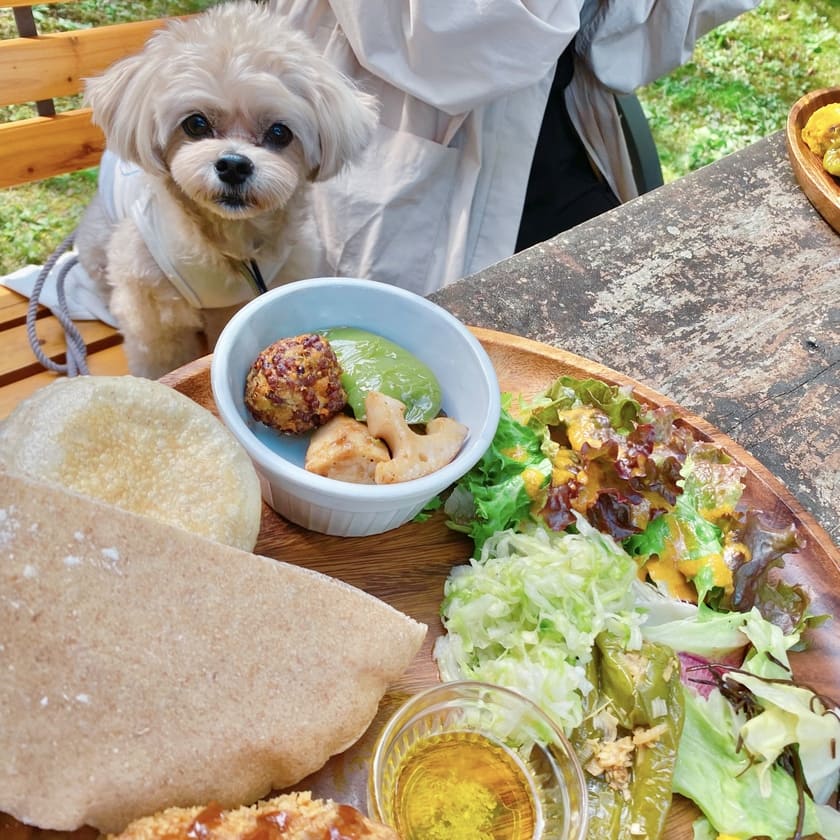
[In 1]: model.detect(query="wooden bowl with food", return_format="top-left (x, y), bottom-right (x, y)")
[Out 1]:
top-left (785, 86), bottom-right (840, 234)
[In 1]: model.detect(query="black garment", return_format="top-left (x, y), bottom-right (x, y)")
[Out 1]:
top-left (515, 43), bottom-right (619, 251)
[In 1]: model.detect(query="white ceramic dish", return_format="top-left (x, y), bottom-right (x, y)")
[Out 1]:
top-left (210, 277), bottom-right (500, 537)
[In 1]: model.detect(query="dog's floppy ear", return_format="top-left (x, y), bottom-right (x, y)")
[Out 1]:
top-left (308, 67), bottom-right (379, 182)
top-left (84, 50), bottom-right (167, 175)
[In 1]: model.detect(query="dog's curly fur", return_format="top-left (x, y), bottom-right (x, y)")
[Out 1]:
top-left (76, 1), bottom-right (377, 378)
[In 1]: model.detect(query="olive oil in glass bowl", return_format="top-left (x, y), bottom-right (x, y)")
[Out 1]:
top-left (367, 681), bottom-right (588, 840)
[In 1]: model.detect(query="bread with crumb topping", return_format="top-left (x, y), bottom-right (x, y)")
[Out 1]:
top-left (107, 793), bottom-right (397, 840)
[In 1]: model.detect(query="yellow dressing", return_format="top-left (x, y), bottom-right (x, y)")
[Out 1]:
top-left (643, 556), bottom-right (697, 602)
top-left (500, 444), bottom-right (531, 462)
top-left (560, 406), bottom-right (611, 451)
top-left (521, 466), bottom-right (548, 500)
top-left (551, 447), bottom-right (579, 486)
top-left (678, 552), bottom-right (733, 592)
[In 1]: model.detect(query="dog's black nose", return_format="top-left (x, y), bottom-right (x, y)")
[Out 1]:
top-left (215, 153), bottom-right (254, 186)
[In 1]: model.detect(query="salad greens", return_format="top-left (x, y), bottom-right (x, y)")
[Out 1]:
top-left (444, 394), bottom-right (551, 555)
top-left (446, 376), bottom-right (815, 629)
top-left (675, 676), bottom-right (840, 839)
top-left (434, 519), bottom-right (642, 733)
top-left (527, 375), bottom-right (642, 434)
top-left (433, 374), bottom-right (838, 839)
top-left (635, 579), bottom-right (840, 837)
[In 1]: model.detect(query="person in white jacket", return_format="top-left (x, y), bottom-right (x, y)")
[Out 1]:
top-left (269, 0), bottom-right (761, 296)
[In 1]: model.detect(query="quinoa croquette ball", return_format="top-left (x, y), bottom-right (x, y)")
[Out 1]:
top-left (244, 334), bottom-right (347, 434)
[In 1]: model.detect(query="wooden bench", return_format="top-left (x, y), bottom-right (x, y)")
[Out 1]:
top-left (0, 286), bottom-right (127, 417)
top-left (0, 1), bottom-right (185, 417)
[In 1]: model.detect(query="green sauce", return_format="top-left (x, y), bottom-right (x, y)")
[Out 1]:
top-left (320, 327), bottom-right (441, 424)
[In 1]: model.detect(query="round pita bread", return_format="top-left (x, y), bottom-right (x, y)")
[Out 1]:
top-left (0, 376), bottom-right (261, 550)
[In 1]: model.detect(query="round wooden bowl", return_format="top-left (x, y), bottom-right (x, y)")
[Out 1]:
top-left (785, 86), bottom-right (840, 234)
top-left (3, 329), bottom-right (839, 839)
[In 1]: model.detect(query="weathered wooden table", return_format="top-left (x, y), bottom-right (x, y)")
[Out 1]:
top-left (432, 130), bottom-right (839, 546)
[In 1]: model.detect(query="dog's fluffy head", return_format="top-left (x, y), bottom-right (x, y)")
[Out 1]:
top-left (85, 1), bottom-right (378, 219)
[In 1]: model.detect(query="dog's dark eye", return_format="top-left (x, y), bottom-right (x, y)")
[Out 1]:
top-left (263, 122), bottom-right (293, 149)
top-left (182, 113), bottom-right (212, 138)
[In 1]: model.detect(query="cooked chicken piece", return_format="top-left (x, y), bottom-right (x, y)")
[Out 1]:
top-left (106, 792), bottom-right (398, 840)
top-left (365, 391), bottom-right (468, 484)
top-left (304, 414), bottom-right (390, 483)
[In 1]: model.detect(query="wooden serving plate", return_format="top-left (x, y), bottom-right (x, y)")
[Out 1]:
top-left (3, 328), bottom-right (838, 840)
top-left (786, 86), bottom-right (840, 234)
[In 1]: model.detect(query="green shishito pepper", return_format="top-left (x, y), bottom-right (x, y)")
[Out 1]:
top-left (571, 634), bottom-right (684, 840)
top-left (320, 327), bottom-right (442, 424)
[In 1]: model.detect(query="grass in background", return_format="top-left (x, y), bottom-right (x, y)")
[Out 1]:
top-left (0, 0), bottom-right (216, 275)
top-left (1, 0), bottom-right (839, 273)
top-left (637, 0), bottom-right (840, 181)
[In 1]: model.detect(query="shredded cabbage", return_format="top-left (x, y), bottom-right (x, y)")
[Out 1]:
top-left (433, 518), bottom-right (643, 733)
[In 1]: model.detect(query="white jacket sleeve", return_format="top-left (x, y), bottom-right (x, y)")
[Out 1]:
top-left (567, 0), bottom-right (761, 204)
top-left (576, 0), bottom-right (762, 93)
top-left (328, 0), bottom-right (582, 114)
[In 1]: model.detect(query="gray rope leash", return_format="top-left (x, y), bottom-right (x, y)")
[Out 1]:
top-left (25, 230), bottom-right (90, 376)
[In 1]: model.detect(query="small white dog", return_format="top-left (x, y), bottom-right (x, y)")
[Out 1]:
top-left (76, 1), bottom-right (377, 378)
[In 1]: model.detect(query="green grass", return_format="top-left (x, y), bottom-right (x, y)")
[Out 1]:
top-left (0, 0), bottom-right (214, 35)
top-left (1, 0), bottom-right (838, 274)
top-left (637, 0), bottom-right (840, 181)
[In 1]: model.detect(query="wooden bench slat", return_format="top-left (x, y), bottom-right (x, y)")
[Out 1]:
top-left (0, 19), bottom-right (167, 107)
top-left (0, 287), bottom-right (127, 416)
top-left (0, 286), bottom-right (52, 334)
top-left (0, 4), bottom-right (189, 419)
top-left (2, 1), bottom-right (77, 8)
top-left (0, 313), bottom-right (122, 385)
top-left (0, 108), bottom-right (103, 187)
top-left (0, 344), bottom-right (129, 419)
top-left (0, 285), bottom-right (32, 326)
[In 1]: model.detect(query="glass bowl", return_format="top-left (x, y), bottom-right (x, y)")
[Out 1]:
top-left (368, 680), bottom-right (588, 840)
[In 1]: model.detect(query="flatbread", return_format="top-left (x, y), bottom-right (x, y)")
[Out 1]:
top-left (0, 470), bottom-right (426, 833)
top-left (0, 376), bottom-right (261, 550)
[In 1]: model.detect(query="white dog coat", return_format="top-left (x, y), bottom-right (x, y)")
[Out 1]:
top-left (97, 150), bottom-right (278, 309)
